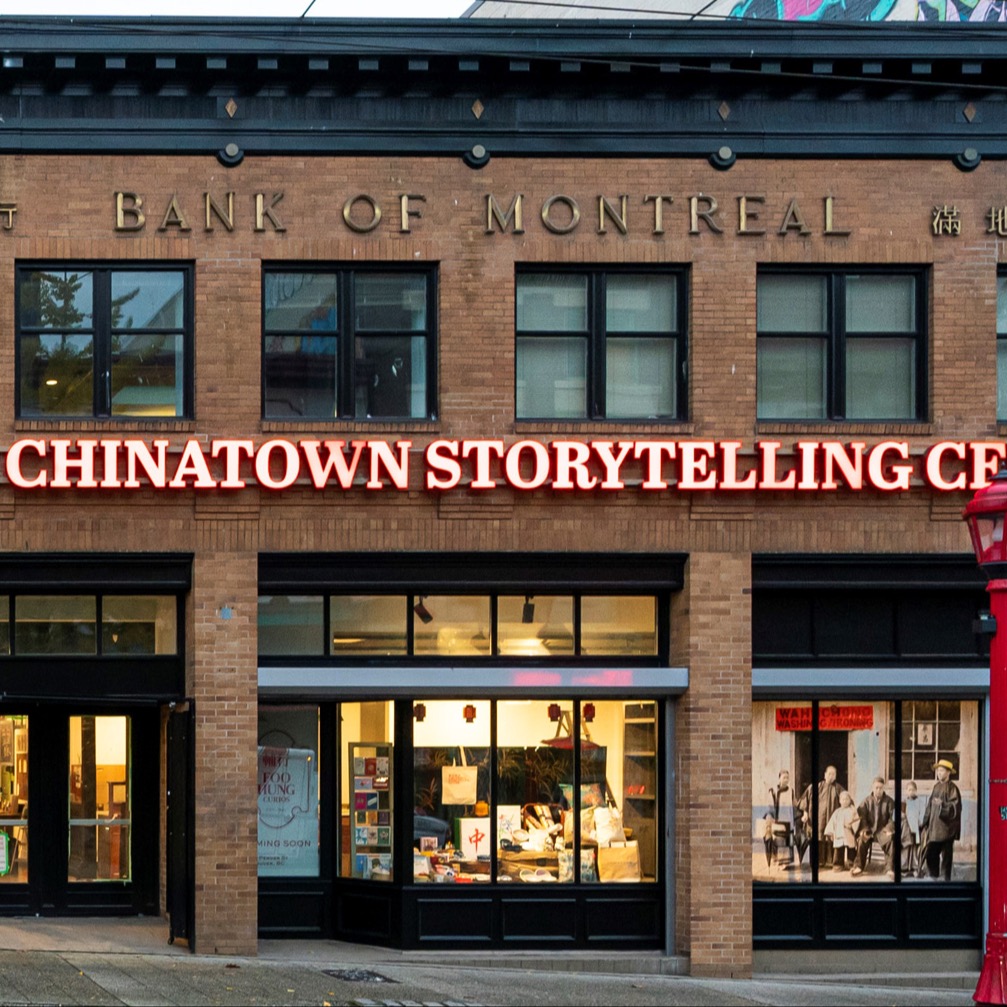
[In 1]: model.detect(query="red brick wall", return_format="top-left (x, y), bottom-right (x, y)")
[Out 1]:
top-left (0, 152), bottom-right (993, 964)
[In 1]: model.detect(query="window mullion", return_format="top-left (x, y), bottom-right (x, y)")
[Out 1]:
top-left (592, 273), bottom-right (605, 419)
top-left (831, 275), bottom-right (845, 421)
top-left (94, 270), bottom-right (112, 417)
top-left (340, 272), bottom-right (354, 421)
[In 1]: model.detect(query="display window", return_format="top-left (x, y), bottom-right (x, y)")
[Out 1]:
top-left (411, 698), bottom-right (659, 885)
top-left (257, 705), bottom-right (320, 879)
top-left (752, 699), bottom-right (978, 884)
top-left (339, 701), bottom-right (395, 882)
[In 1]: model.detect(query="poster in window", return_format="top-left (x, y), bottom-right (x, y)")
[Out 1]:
top-left (256, 745), bottom-right (318, 878)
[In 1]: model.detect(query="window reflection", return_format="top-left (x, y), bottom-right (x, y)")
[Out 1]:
top-left (412, 596), bottom-right (491, 657)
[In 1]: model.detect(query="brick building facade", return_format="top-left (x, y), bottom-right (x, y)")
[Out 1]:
top-left (0, 16), bottom-right (994, 975)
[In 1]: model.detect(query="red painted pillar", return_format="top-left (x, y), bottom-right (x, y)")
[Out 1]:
top-left (976, 579), bottom-right (1007, 1005)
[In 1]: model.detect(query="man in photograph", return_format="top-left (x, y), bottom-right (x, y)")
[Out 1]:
top-left (799, 764), bottom-right (843, 868)
top-left (851, 776), bottom-right (896, 878)
top-left (923, 759), bottom-right (962, 881)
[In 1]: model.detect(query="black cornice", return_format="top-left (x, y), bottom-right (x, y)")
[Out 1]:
top-left (0, 17), bottom-right (1001, 159)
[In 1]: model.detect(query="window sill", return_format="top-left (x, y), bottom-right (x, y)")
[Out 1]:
top-left (261, 420), bottom-right (440, 435)
top-left (755, 421), bottom-right (934, 437)
top-left (14, 418), bottom-right (196, 434)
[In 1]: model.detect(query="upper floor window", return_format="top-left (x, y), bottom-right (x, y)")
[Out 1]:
top-left (756, 269), bottom-right (926, 422)
top-left (997, 272), bottom-right (1007, 421)
top-left (515, 268), bottom-right (687, 421)
top-left (17, 265), bottom-right (192, 419)
top-left (263, 267), bottom-right (435, 420)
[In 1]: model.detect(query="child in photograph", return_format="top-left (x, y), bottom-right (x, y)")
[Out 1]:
top-left (824, 790), bottom-right (858, 870)
top-left (902, 780), bottom-right (926, 876)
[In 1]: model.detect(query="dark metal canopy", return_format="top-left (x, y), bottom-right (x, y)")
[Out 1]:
top-left (0, 17), bottom-right (1000, 161)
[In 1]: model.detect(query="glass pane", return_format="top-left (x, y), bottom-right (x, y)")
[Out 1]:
top-left (330, 596), bottom-right (407, 657)
top-left (15, 596), bottom-right (95, 655)
top-left (264, 334), bottom-right (338, 419)
top-left (355, 274), bottom-right (426, 331)
top-left (341, 701), bottom-right (394, 881)
top-left (413, 700), bottom-right (489, 884)
top-left (0, 597), bottom-right (10, 657)
top-left (901, 699), bottom-right (977, 883)
top-left (498, 596), bottom-right (574, 658)
top-left (516, 274), bottom-right (588, 332)
top-left (757, 337), bottom-right (826, 419)
top-left (111, 271), bottom-right (184, 329)
top-left (998, 340), bottom-right (1007, 421)
top-left (68, 715), bottom-right (130, 882)
top-left (413, 596), bottom-right (491, 657)
top-left (846, 275), bottom-right (915, 332)
top-left (757, 275), bottom-right (826, 332)
top-left (606, 276), bottom-right (676, 332)
top-left (19, 333), bottom-right (94, 417)
top-left (816, 701), bottom-right (894, 883)
top-left (606, 337), bottom-right (676, 419)
top-left (515, 336), bottom-right (587, 419)
top-left (580, 597), bottom-right (656, 656)
top-left (752, 701), bottom-right (812, 883)
top-left (258, 596), bottom-right (324, 656)
top-left (20, 271), bottom-right (93, 330)
top-left (584, 700), bottom-right (657, 885)
top-left (257, 706), bottom-right (320, 878)
top-left (102, 596), bottom-right (177, 655)
top-left (999, 275), bottom-right (1007, 335)
top-left (111, 333), bottom-right (184, 417)
top-left (495, 700), bottom-right (571, 884)
top-left (0, 716), bottom-right (28, 883)
top-left (353, 335), bottom-right (426, 419)
top-left (845, 338), bottom-right (915, 419)
top-left (264, 273), bottom-right (338, 332)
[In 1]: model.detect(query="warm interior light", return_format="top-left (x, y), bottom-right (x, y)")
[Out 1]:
top-left (331, 637), bottom-right (365, 645)
top-left (45, 379), bottom-right (58, 386)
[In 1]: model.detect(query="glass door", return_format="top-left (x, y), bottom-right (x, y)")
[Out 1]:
top-left (68, 715), bottom-right (131, 882)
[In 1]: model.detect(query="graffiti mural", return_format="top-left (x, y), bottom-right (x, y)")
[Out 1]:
top-left (729, 0), bottom-right (1007, 20)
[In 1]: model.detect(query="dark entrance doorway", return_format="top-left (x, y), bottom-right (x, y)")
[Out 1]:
top-left (0, 706), bottom-right (158, 916)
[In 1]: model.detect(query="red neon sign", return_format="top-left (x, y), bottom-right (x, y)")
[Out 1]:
top-left (0, 436), bottom-right (1004, 494)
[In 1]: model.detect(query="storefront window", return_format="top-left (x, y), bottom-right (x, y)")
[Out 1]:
top-left (102, 596), bottom-right (177, 655)
top-left (257, 706), bottom-right (320, 878)
top-left (413, 700), bottom-right (491, 883)
top-left (581, 597), bottom-right (657, 656)
top-left (340, 701), bottom-right (394, 881)
top-left (412, 597), bottom-right (491, 657)
top-left (258, 596), bottom-right (324, 656)
top-left (752, 699), bottom-right (977, 884)
top-left (496, 700), bottom-right (572, 883)
top-left (16, 596), bottom-right (96, 655)
top-left (0, 715), bottom-right (27, 883)
top-left (68, 715), bottom-right (130, 882)
top-left (896, 700), bottom-right (978, 883)
top-left (497, 596), bottom-right (573, 658)
top-left (584, 700), bottom-right (658, 884)
top-left (330, 596), bottom-right (406, 656)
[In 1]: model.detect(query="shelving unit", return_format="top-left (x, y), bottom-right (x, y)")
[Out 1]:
top-left (348, 741), bottom-right (393, 881)
top-left (622, 701), bottom-right (657, 879)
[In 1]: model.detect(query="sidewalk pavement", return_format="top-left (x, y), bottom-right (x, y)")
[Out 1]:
top-left (0, 917), bottom-right (983, 1006)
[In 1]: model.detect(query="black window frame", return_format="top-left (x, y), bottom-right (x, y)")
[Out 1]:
top-left (15, 262), bottom-right (194, 421)
top-left (997, 269), bottom-right (1007, 422)
top-left (261, 263), bottom-right (438, 422)
top-left (756, 266), bottom-right (928, 423)
top-left (514, 265), bottom-right (688, 422)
